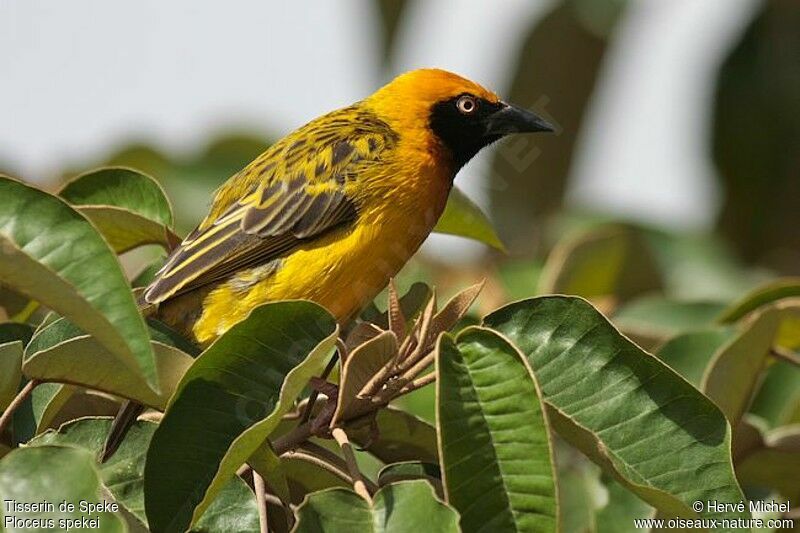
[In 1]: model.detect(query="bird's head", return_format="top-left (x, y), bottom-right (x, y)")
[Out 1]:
top-left (365, 68), bottom-right (554, 170)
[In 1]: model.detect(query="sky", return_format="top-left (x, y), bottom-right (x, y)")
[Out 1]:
top-left (1, 0), bottom-right (761, 259)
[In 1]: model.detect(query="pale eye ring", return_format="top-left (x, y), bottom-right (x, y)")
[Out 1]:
top-left (456, 95), bottom-right (477, 115)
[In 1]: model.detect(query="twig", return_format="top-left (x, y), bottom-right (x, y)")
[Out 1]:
top-left (300, 350), bottom-right (341, 423)
top-left (273, 394), bottom-right (390, 457)
top-left (375, 372), bottom-right (436, 403)
top-left (252, 470), bottom-right (269, 533)
top-left (298, 442), bottom-right (348, 473)
top-left (0, 379), bottom-right (39, 437)
top-left (770, 346), bottom-right (800, 368)
top-left (263, 492), bottom-right (285, 507)
top-left (399, 351), bottom-right (435, 382)
top-left (297, 442), bottom-right (378, 494)
top-left (396, 295), bottom-right (436, 373)
top-left (272, 422), bottom-right (314, 455)
top-left (331, 428), bottom-right (372, 502)
top-left (283, 449), bottom-right (351, 485)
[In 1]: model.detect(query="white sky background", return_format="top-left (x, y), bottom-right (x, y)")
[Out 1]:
top-left (0, 0), bottom-right (761, 257)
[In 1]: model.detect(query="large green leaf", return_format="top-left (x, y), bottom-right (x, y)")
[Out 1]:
top-left (144, 301), bottom-right (338, 533)
top-left (23, 317), bottom-right (192, 409)
top-left (356, 407), bottom-right (438, 464)
top-left (59, 167), bottom-right (176, 253)
top-left (60, 167), bottom-right (173, 227)
top-left (293, 480), bottom-right (459, 533)
top-left (718, 278), bottom-right (800, 323)
top-left (0, 176), bottom-right (157, 390)
top-left (0, 445), bottom-right (125, 532)
top-left (31, 418), bottom-right (260, 532)
top-left (654, 328), bottom-right (735, 386)
top-left (538, 225), bottom-right (661, 302)
top-left (0, 341), bottom-right (22, 412)
top-left (484, 296), bottom-right (748, 527)
top-left (701, 307), bottom-right (780, 427)
top-left (377, 462), bottom-right (442, 494)
top-left (437, 327), bottom-right (558, 533)
top-left (434, 187), bottom-right (505, 251)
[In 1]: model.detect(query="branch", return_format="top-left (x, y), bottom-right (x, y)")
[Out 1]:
top-left (331, 428), bottom-right (371, 501)
top-left (252, 470), bottom-right (269, 533)
top-left (0, 379), bottom-right (39, 437)
top-left (301, 348), bottom-right (341, 423)
top-left (283, 448), bottom-right (351, 485)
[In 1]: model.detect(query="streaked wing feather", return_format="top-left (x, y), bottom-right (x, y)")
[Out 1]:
top-left (144, 106), bottom-right (396, 304)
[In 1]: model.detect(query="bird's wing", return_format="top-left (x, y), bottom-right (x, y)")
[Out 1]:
top-left (144, 108), bottom-right (398, 304)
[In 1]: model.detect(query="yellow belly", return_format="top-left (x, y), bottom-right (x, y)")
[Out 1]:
top-left (191, 194), bottom-right (446, 345)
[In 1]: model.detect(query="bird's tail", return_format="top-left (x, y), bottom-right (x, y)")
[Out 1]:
top-left (101, 290), bottom-right (158, 462)
top-left (101, 400), bottom-right (145, 462)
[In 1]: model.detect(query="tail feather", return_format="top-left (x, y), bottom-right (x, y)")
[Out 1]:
top-left (101, 400), bottom-right (145, 462)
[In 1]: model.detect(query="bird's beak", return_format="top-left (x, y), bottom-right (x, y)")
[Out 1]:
top-left (485, 102), bottom-right (555, 135)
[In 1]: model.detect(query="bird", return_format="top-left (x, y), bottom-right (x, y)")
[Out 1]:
top-left (102, 68), bottom-right (554, 460)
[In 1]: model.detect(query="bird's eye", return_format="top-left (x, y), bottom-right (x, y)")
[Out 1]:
top-left (456, 95), bottom-right (477, 115)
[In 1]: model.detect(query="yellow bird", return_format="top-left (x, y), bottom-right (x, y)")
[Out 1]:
top-left (102, 68), bottom-right (554, 461)
top-left (145, 68), bottom-right (553, 346)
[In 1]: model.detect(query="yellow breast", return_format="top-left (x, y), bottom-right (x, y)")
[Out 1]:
top-left (191, 152), bottom-right (452, 345)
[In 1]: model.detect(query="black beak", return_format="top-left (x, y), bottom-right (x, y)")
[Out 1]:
top-left (485, 102), bottom-right (555, 136)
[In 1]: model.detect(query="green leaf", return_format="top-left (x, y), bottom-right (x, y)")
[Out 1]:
top-left (614, 296), bottom-right (726, 339)
top-left (23, 317), bottom-right (193, 409)
top-left (247, 445), bottom-right (292, 506)
top-left (280, 454), bottom-right (350, 504)
top-left (0, 341), bottom-right (23, 411)
top-left (718, 277), bottom-right (800, 324)
top-left (293, 480), bottom-right (459, 533)
top-left (0, 176), bottom-right (158, 391)
top-left (0, 445), bottom-right (125, 532)
top-left (377, 461), bottom-right (441, 490)
top-left (654, 328), bottom-right (736, 386)
top-left (437, 327), bottom-right (558, 533)
top-left (25, 383), bottom-right (77, 439)
top-left (434, 187), bottom-right (505, 251)
top-left (750, 359), bottom-right (800, 428)
top-left (736, 425), bottom-right (800, 502)
top-left (0, 323), bottom-right (33, 346)
top-left (59, 167), bottom-right (173, 227)
top-left (356, 407), bottom-right (438, 464)
top-left (77, 206), bottom-right (176, 254)
top-left (554, 445), bottom-right (605, 533)
top-left (145, 301), bottom-right (338, 533)
top-left (59, 167), bottom-right (176, 253)
top-left (538, 225), bottom-right (662, 302)
top-left (30, 418), bottom-right (260, 532)
top-left (484, 296), bottom-right (748, 527)
top-left (701, 307), bottom-right (780, 426)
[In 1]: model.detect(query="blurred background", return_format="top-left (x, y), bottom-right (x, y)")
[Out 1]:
top-left (4, 2), bottom-right (800, 515)
top-left (2, 0), bottom-right (799, 289)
